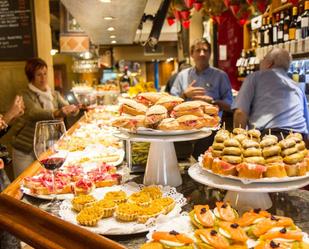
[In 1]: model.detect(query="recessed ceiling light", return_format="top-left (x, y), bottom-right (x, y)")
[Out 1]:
top-left (104, 16), bottom-right (114, 20)
top-left (99, 0), bottom-right (111, 3)
top-left (111, 40), bottom-right (117, 44)
top-left (107, 27), bottom-right (115, 31)
top-left (110, 35), bottom-right (116, 38)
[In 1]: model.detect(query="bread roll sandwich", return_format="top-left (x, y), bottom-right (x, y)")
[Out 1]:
top-left (112, 115), bottom-right (145, 130)
top-left (155, 96), bottom-right (184, 111)
top-left (171, 101), bottom-right (204, 117)
top-left (120, 99), bottom-right (147, 116)
top-left (176, 115), bottom-right (206, 130)
top-left (157, 118), bottom-right (179, 131)
top-left (144, 105), bottom-right (168, 129)
top-left (135, 92), bottom-right (169, 106)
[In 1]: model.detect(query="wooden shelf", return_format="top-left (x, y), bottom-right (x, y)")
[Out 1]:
top-left (272, 3), bottom-right (293, 14)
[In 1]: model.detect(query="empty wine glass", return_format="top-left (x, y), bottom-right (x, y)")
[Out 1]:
top-left (33, 120), bottom-right (68, 213)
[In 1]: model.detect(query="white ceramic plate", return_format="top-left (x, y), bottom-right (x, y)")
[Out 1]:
top-left (121, 126), bottom-right (219, 136)
top-left (189, 163), bottom-right (309, 192)
top-left (198, 162), bottom-right (309, 184)
top-left (59, 182), bottom-right (187, 235)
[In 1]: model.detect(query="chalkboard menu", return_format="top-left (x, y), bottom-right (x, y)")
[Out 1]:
top-left (0, 0), bottom-right (37, 61)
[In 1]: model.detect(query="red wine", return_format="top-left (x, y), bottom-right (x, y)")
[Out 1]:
top-left (40, 157), bottom-right (65, 171)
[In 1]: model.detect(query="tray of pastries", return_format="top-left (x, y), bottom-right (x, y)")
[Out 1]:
top-left (112, 92), bottom-right (220, 135)
top-left (22, 163), bottom-right (122, 199)
top-left (59, 182), bottom-right (186, 235)
top-left (200, 128), bottom-right (309, 184)
top-left (141, 202), bottom-right (309, 249)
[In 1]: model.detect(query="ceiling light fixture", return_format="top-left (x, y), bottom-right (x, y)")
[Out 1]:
top-left (104, 16), bottom-right (114, 20)
top-left (107, 27), bottom-right (115, 31)
top-left (99, 0), bottom-right (111, 3)
top-left (110, 35), bottom-right (116, 38)
top-left (111, 40), bottom-right (117, 44)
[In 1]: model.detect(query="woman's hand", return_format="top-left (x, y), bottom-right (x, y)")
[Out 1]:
top-left (61, 105), bottom-right (79, 116)
top-left (3, 95), bottom-right (25, 125)
top-left (0, 159), bottom-right (4, 169)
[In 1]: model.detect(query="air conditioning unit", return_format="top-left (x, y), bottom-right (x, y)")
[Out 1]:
top-left (144, 44), bottom-right (164, 56)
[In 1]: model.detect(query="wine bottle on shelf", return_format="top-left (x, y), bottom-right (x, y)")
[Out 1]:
top-left (292, 61), bottom-right (300, 82)
top-left (259, 17), bottom-right (266, 47)
top-left (273, 13), bottom-right (280, 44)
top-left (296, 4), bottom-right (303, 41)
top-left (264, 17), bottom-right (270, 46)
top-left (301, 1), bottom-right (309, 39)
top-left (278, 11), bottom-right (284, 43)
top-left (268, 17), bottom-right (273, 45)
top-left (289, 7), bottom-right (298, 41)
top-left (299, 60), bottom-right (306, 83)
top-left (283, 9), bottom-right (291, 42)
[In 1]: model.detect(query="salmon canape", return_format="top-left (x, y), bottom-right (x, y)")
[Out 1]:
top-left (189, 205), bottom-right (215, 228)
top-left (217, 221), bottom-right (248, 244)
top-left (151, 230), bottom-right (194, 248)
top-left (195, 229), bottom-right (230, 249)
top-left (213, 202), bottom-right (238, 222)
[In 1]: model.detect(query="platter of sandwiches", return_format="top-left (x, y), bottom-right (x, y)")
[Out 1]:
top-left (112, 92), bottom-right (221, 135)
top-left (141, 202), bottom-right (309, 249)
top-left (200, 128), bottom-right (309, 184)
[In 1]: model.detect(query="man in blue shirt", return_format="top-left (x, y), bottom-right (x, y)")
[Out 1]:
top-left (233, 48), bottom-right (309, 143)
top-left (171, 38), bottom-right (233, 159)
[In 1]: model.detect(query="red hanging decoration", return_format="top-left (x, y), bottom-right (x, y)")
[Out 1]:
top-left (167, 17), bottom-right (176, 26)
top-left (180, 10), bottom-right (191, 20)
top-left (173, 10), bottom-right (181, 20)
top-left (289, 0), bottom-right (298, 6)
top-left (193, 2), bottom-right (203, 11)
top-left (223, 0), bottom-right (231, 7)
top-left (184, 0), bottom-right (196, 9)
top-left (256, 1), bottom-right (267, 13)
top-left (182, 20), bottom-right (191, 29)
top-left (229, 4), bottom-right (241, 16)
top-left (212, 15), bottom-right (227, 25)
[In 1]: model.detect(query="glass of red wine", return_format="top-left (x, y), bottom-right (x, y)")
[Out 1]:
top-left (33, 120), bottom-right (68, 212)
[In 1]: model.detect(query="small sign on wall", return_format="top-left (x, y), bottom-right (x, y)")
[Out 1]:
top-left (219, 45), bottom-right (227, 61)
top-left (251, 15), bottom-right (262, 30)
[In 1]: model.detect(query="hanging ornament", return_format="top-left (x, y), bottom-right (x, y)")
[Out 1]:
top-left (182, 20), bottom-right (191, 29)
top-left (180, 9), bottom-right (191, 20)
top-left (167, 17), bottom-right (176, 26)
top-left (230, 4), bottom-right (241, 16)
top-left (288, 0), bottom-right (298, 6)
top-left (184, 0), bottom-right (196, 9)
top-left (223, 0), bottom-right (231, 7)
top-left (173, 9), bottom-right (182, 20)
top-left (212, 14), bottom-right (227, 25)
top-left (193, 1), bottom-right (203, 11)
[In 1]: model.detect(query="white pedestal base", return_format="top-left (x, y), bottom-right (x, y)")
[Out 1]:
top-left (143, 141), bottom-right (182, 187)
top-left (224, 191), bottom-right (272, 214)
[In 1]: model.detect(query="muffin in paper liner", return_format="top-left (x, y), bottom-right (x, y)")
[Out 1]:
top-left (91, 199), bottom-right (117, 218)
top-left (76, 205), bottom-right (104, 227)
top-left (137, 204), bottom-right (164, 224)
top-left (115, 203), bottom-right (140, 222)
top-left (104, 190), bottom-right (127, 204)
top-left (128, 192), bottom-right (152, 207)
top-left (152, 197), bottom-right (175, 214)
top-left (141, 186), bottom-right (163, 200)
top-left (71, 194), bottom-right (96, 212)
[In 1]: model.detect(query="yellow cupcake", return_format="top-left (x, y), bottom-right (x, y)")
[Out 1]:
top-left (71, 195), bottom-right (96, 212)
top-left (76, 205), bottom-right (104, 227)
top-left (104, 190), bottom-right (127, 204)
top-left (115, 203), bottom-right (140, 222)
top-left (141, 186), bottom-right (163, 200)
top-left (128, 192), bottom-right (152, 207)
top-left (152, 197), bottom-right (175, 214)
top-left (137, 204), bottom-right (164, 223)
top-left (92, 199), bottom-right (116, 218)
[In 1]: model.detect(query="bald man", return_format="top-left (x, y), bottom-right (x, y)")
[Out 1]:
top-left (232, 48), bottom-right (309, 142)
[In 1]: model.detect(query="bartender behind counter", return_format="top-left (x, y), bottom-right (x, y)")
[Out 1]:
top-left (233, 48), bottom-right (309, 145)
top-left (171, 38), bottom-right (233, 159)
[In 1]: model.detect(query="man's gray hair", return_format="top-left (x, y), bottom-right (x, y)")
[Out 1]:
top-left (265, 48), bottom-right (292, 71)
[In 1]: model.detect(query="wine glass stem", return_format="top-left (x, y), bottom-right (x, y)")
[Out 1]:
top-left (51, 170), bottom-right (57, 202)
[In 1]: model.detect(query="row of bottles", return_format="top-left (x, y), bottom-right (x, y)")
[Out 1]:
top-left (236, 50), bottom-right (260, 78)
top-left (288, 59), bottom-right (309, 83)
top-left (257, 1), bottom-right (309, 48)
